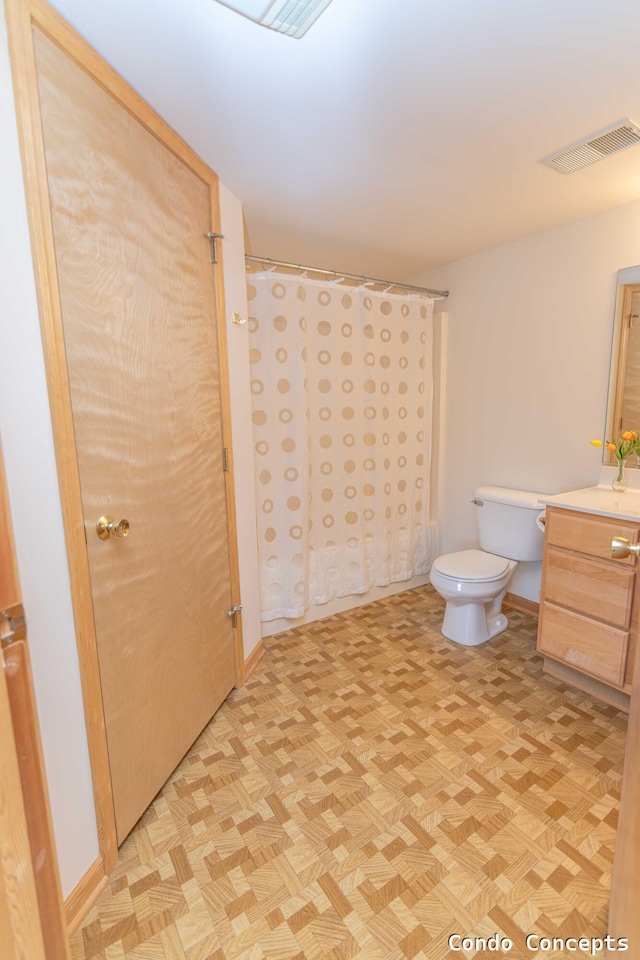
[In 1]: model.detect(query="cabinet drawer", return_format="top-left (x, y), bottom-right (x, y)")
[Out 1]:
top-left (538, 602), bottom-right (628, 687)
top-left (546, 508), bottom-right (638, 564)
top-left (544, 548), bottom-right (634, 628)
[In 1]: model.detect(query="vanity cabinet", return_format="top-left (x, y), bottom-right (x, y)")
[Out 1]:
top-left (537, 506), bottom-right (639, 707)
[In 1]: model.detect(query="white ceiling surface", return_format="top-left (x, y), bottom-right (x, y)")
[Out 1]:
top-left (46, 0), bottom-right (640, 279)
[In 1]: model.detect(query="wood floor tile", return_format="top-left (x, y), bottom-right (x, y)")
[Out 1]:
top-left (70, 587), bottom-right (626, 960)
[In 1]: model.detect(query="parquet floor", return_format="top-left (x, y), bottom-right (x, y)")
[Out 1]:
top-left (69, 587), bottom-right (627, 960)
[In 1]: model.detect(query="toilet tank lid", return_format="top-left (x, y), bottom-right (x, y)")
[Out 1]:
top-left (474, 485), bottom-right (547, 509)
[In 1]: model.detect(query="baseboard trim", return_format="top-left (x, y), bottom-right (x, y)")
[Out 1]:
top-left (244, 639), bottom-right (265, 680)
top-left (504, 592), bottom-right (539, 617)
top-left (543, 656), bottom-right (630, 712)
top-left (65, 856), bottom-right (107, 935)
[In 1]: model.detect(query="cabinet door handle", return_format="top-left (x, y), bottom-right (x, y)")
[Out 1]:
top-left (611, 536), bottom-right (640, 559)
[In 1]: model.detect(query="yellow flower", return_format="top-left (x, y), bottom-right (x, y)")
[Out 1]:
top-left (590, 433), bottom-right (640, 456)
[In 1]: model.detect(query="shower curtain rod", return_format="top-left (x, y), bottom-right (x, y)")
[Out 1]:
top-left (245, 255), bottom-right (449, 300)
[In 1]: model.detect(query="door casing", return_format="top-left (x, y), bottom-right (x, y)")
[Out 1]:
top-left (0, 438), bottom-right (70, 959)
top-left (6, 0), bottom-right (245, 876)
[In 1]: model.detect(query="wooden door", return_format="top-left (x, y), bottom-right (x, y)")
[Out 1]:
top-left (608, 662), bottom-right (640, 954)
top-left (0, 439), bottom-right (69, 959)
top-left (32, 28), bottom-right (237, 842)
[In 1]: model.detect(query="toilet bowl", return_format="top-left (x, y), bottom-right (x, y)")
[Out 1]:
top-left (430, 550), bottom-right (517, 646)
top-left (430, 486), bottom-right (546, 647)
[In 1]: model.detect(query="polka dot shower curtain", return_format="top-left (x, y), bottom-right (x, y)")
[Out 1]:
top-left (247, 272), bottom-right (435, 621)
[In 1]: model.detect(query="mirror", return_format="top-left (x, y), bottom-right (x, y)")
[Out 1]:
top-left (604, 266), bottom-right (640, 466)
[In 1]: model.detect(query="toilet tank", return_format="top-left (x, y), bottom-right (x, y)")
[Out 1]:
top-left (474, 485), bottom-right (546, 561)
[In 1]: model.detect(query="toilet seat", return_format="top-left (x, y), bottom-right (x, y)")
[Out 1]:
top-left (431, 549), bottom-right (511, 582)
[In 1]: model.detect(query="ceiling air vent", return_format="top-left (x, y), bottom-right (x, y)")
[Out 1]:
top-left (541, 119), bottom-right (640, 174)
top-left (213, 0), bottom-right (335, 38)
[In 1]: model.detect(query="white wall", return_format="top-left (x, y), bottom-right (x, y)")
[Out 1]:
top-left (0, 0), bottom-right (99, 897)
top-left (414, 200), bottom-right (640, 600)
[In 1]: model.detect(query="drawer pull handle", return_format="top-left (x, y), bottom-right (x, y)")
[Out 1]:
top-left (611, 536), bottom-right (640, 559)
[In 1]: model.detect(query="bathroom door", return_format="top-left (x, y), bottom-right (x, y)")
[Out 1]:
top-left (33, 28), bottom-right (237, 843)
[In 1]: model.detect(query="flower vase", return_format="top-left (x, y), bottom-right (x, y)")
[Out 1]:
top-left (612, 458), bottom-right (627, 493)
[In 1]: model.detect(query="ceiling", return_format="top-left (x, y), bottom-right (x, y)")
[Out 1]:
top-left (46, 0), bottom-right (640, 279)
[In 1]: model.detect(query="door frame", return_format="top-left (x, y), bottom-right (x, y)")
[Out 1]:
top-left (609, 283), bottom-right (640, 448)
top-left (0, 437), bottom-right (70, 959)
top-left (6, 0), bottom-right (245, 876)
top-left (0, 626), bottom-right (50, 960)
top-left (608, 671), bottom-right (640, 954)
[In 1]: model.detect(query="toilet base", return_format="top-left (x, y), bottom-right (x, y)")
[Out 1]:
top-left (441, 592), bottom-right (510, 647)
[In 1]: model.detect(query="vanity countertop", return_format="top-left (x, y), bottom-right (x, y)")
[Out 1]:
top-left (539, 484), bottom-right (640, 522)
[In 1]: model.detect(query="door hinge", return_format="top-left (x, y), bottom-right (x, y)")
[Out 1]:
top-left (227, 603), bottom-right (243, 628)
top-left (205, 231), bottom-right (225, 264)
top-left (223, 447), bottom-right (230, 472)
top-left (0, 603), bottom-right (26, 648)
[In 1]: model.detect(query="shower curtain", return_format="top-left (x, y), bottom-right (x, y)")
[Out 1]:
top-left (247, 271), bottom-right (435, 620)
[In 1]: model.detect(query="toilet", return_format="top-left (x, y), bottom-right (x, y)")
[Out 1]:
top-left (430, 485), bottom-right (546, 647)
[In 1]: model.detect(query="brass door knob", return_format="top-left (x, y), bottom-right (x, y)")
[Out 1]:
top-left (96, 515), bottom-right (130, 540)
top-left (611, 536), bottom-right (640, 559)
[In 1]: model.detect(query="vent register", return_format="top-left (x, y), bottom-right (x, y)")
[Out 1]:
top-left (213, 0), bottom-right (334, 38)
top-left (542, 119), bottom-right (640, 174)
